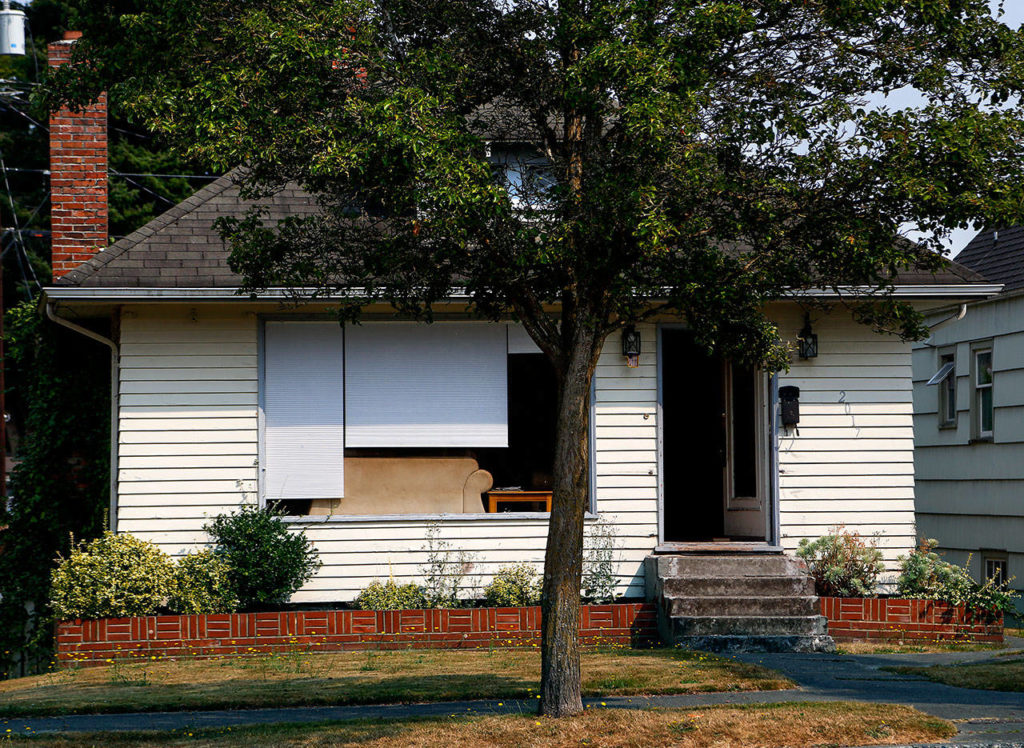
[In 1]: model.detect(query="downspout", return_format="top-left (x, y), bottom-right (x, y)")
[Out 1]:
top-left (922, 303), bottom-right (968, 345)
top-left (45, 302), bottom-right (120, 532)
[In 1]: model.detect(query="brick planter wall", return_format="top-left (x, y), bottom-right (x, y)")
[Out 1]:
top-left (56, 603), bottom-right (658, 667)
top-left (820, 597), bottom-right (1004, 642)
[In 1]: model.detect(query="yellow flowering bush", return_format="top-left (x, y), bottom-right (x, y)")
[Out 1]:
top-left (167, 549), bottom-right (238, 615)
top-left (484, 564), bottom-right (541, 607)
top-left (50, 532), bottom-right (174, 620)
top-left (355, 579), bottom-right (425, 610)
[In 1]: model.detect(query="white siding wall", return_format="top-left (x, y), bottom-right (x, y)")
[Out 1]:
top-left (117, 306), bottom-right (259, 551)
top-left (117, 308), bottom-right (657, 603)
top-left (117, 305), bottom-right (915, 602)
top-left (913, 293), bottom-right (1024, 594)
top-left (773, 307), bottom-right (918, 568)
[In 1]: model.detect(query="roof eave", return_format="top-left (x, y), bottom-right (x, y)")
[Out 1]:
top-left (43, 283), bottom-right (1004, 304)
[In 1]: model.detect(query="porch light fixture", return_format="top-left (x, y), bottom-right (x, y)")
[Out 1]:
top-left (797, 314), bottom-right (818, 359)
top-left (622, 325), bottom-right (641, 368)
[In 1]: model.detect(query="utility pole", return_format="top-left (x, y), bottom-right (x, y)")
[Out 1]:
top-left (0, 0), bottom-right (27, 500)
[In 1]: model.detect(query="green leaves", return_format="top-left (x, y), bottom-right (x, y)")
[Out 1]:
top-left (204, 504), bottom-right (321, 611)
top-left (43, 1), bottom-right (1024, 361)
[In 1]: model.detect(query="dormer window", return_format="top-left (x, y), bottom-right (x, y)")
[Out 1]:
top-left (488, 144), bottom-right (555, 209)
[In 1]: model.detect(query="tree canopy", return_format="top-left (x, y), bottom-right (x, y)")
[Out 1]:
top-left (49, 0), bottom-right (1024, 714)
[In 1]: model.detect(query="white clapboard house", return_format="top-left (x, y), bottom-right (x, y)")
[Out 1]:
top-left (40, 40), bottom-right (998, 647)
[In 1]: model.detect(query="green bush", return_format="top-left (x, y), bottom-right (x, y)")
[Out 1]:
top-left (50, 532), bottom-right (174, 620)
top-left (897, 539), bottom-right (1018, 615)
top-left (355, 579), bottom-right (426, 611)
top-left (797, 527), bottom-right (885, 597)
top-left (205, 504), bottom-right (321, 610)
top-left (484, 564), bottom-right (541, 607)
top-left (167, 550), bottom-right (238, 615)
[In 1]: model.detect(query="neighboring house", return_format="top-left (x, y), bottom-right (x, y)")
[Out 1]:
top-left (913, 226), bottom-right (1024, 606)
top-left (41, 36), bottom-right (997, 614)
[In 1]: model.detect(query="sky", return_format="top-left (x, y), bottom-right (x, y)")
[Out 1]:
top-left (927, 2), bottom-right (1024, 255)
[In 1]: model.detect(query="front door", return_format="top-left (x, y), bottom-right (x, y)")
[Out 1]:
top-left (660, 329), bottom-right (769, 543)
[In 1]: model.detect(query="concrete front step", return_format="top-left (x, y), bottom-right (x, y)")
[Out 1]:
top-left (660, 575), bottom-right (816, 598)
top-left (668, 595), bottom-right (819, 618)
top-left (649, 553), bottom-right (808, 578)
top-left (670, 614), bottom-right (829, 638)
top-left (674, 634), bottom-right (836, 654)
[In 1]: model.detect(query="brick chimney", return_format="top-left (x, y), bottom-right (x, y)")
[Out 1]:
top-left (48, 31), bottom-right (108, 281)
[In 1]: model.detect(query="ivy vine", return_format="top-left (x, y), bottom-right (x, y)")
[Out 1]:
top-left (0, 300), bottom-right (109, 678)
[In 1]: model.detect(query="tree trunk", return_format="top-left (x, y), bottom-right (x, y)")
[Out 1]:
top-left (539, 321), bottom-right (605, 717)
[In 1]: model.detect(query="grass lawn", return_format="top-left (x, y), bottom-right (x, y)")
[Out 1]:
top-left (0, 647), bottom-right (791, 718)
top-left (0, 702), bottom-right (954, 747)
top-left (836, 640), bottom-right (1007, 655)
top-left (887, 657), bottom-right (1024, 692)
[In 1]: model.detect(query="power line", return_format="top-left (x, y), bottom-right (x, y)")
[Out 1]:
top-left (0, 166), bottom-right (219, 180)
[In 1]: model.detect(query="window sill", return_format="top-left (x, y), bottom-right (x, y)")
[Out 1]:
top-left (284, 511), bottom-right (600, 525)
top-left (938, 422), bottom-right (957, 431)
top-left (968, 436), bottom-right (994, 445)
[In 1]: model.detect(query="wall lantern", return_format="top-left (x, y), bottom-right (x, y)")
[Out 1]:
top-left (797, 314), bottom-right (818, 359)
top-left (622, 325), bottom-right (641, 368)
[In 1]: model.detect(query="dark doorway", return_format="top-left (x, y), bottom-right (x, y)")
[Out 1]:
top-left (661, 329), bottom-right (725, 541)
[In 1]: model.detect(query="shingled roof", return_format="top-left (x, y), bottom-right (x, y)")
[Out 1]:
top-left (954, 226), bottom-right (1024, 293)
top-left (55, 172), bottom-right (316, 288)
top-left (53, 172), bottom-right (991, 291)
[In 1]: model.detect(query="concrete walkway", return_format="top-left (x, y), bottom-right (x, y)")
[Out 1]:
top-left (2, 639), bottom-right (1022, 745)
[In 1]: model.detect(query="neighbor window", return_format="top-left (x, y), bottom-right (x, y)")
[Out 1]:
top-left (984, 556), bottom-right (1008, 585)
top-left (927, 352), bottom-right (956, 429)
top-left (973, 346), bottom-right (993, 439)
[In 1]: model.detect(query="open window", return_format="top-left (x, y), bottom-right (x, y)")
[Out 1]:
top-left (926, 350), bottom-right (956, 429)
top-left (261, 321), bottom-right (558, 517)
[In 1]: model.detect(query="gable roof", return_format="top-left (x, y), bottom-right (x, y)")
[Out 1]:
top-left (954, 226), bottom-right (1024, 293)
top-left (52, 172), bottom-right (993, 294)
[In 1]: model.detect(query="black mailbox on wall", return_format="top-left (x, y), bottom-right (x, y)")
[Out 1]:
top-left (779, 386), bottom-right (800, 427)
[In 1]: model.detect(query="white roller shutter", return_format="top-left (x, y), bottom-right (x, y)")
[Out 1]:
top-left (345, 322), bottom-right (508, 447)
top-left (263, 321), bottom-right (345, 499)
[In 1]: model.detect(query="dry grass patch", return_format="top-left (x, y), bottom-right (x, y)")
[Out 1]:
top-left (0, 703), bottom-right (955, 747)
top-left (837, 639), bottom-right (1006, 655)
top-left (0, 647), bottom-right (790, 718)
top-left (888, 657), bottom-right (1024, 692)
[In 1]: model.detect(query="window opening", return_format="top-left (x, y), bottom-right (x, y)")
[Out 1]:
top-left (975, 349), bottom-right (993, 438)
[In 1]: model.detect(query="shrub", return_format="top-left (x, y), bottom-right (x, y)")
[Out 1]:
top-left (485, 564), bottom-right (541, 607)
top-left (50, 532), bottom-right (174, 620)
top-left (167, 550), bottom-right (238, 615)
top-left (355, 579), bottom-right (425, 610)
top-left (897, 539), bottom-right (1019, 615)
top-left (582, 517), bottom-right (619, 603)
top-left (420, 522), bottom-right (475, 608)
top-left (797, 527), bottom-right (885, 597)
top-left (204, 504), bottom-right (321, 610)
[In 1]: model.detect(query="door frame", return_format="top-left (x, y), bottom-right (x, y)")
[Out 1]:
top-left (655, 323), bottom-right (780, 546)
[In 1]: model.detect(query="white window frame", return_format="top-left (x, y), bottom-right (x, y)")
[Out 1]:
top-left (984, 554), bottom-right (1008, 585)
top-left (972, 344), bottom-right (994, 441)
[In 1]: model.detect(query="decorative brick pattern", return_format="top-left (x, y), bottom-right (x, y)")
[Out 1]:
top-left (820, 597), bottom-right (1003, 642)
top-left (48, 31), bottom-right (108, 281)
top-left (56, 603), bottom-right (658, 667)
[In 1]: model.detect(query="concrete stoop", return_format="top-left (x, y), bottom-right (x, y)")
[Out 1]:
top-left (645, 553), bottom-right (836, 654)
